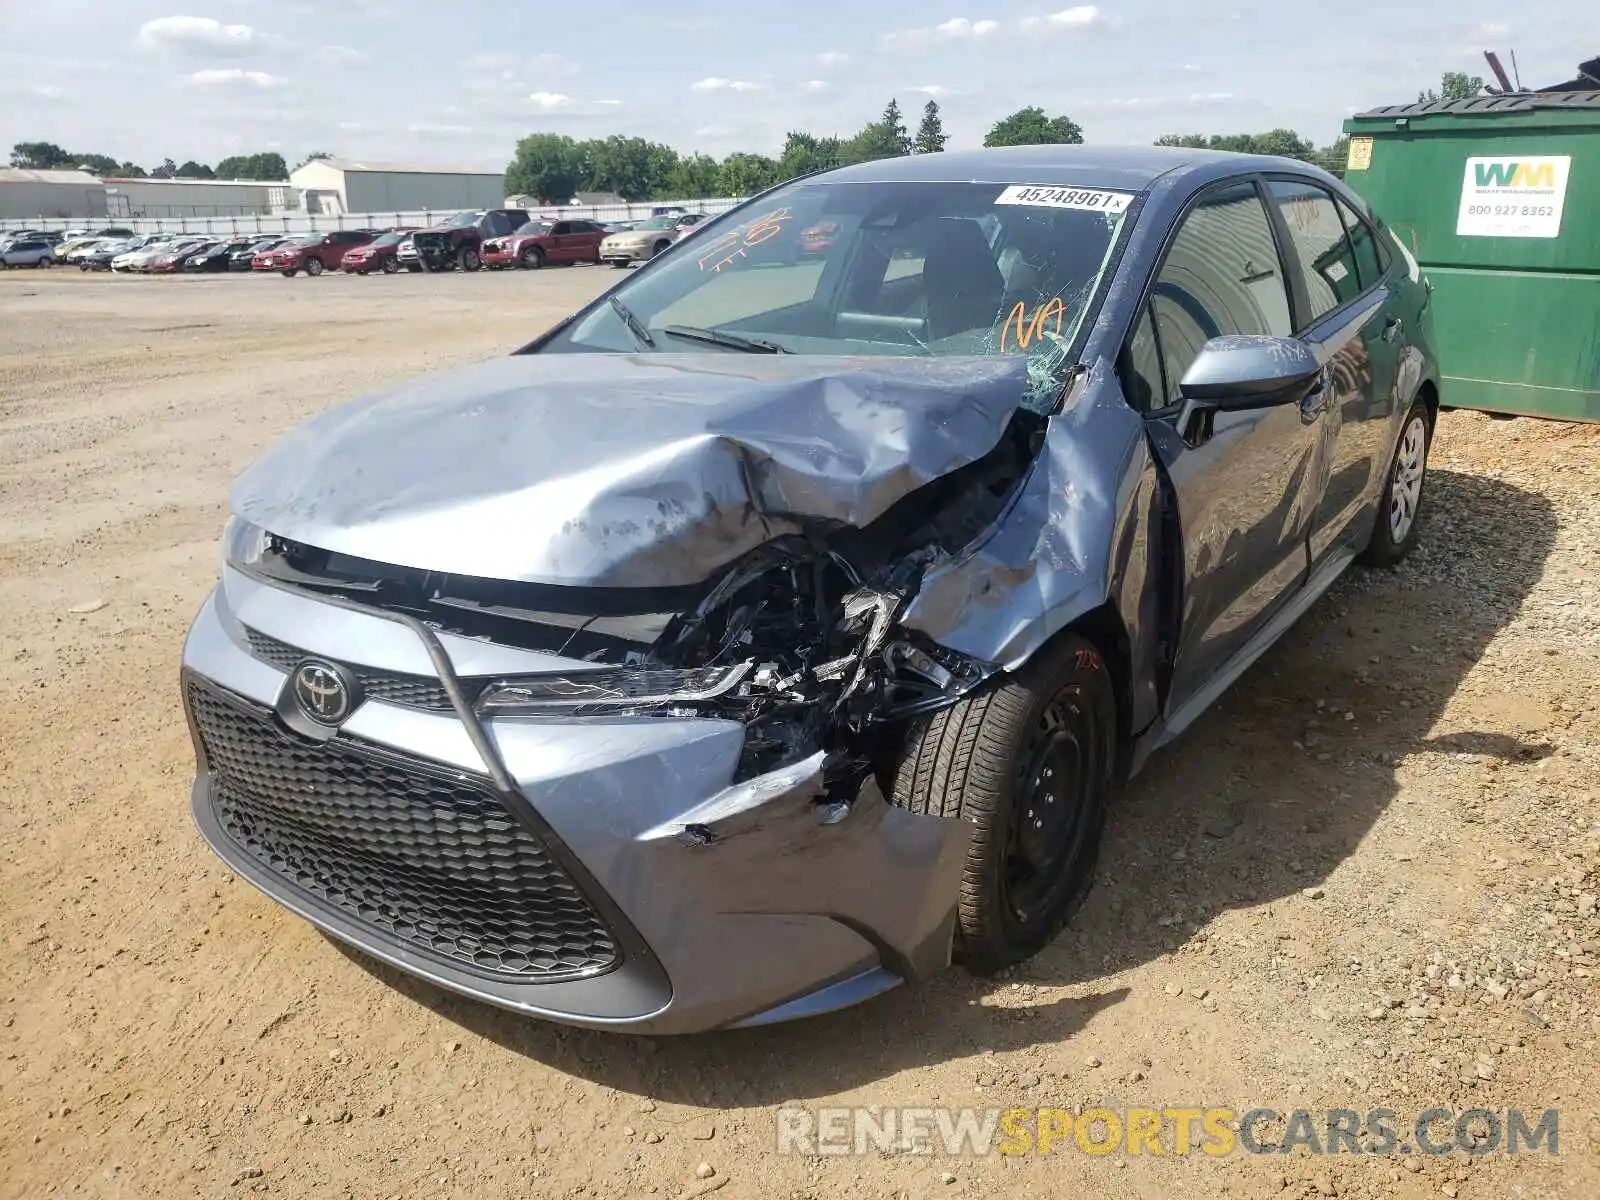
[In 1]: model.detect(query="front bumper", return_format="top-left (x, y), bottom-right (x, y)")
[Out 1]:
top-left (599, 242), bottom-right (654, 264)
top-left (180, 570), bottom-right (967, 1033)
top-left (481, 247), bottom-right (518, 268)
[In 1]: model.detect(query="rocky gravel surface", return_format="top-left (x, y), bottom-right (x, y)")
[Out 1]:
top-left (1, 271), bottom-right (1596, 1199)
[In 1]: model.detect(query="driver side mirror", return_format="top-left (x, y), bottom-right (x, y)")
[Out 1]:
top-left (1178, 334), bottom-right (1323, 409)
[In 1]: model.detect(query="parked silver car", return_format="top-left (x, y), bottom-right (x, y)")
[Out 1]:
top-left (182, 146), bottom-right (1439, 1034)
top-left (1, 237), bottom-right (55, 267)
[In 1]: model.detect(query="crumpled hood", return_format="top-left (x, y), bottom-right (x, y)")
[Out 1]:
top-left (232, 352), bottom-right (1031, 588)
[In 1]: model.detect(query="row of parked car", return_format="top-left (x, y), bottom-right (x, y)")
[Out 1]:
top-left (0, 208), bottom-right (715, 278)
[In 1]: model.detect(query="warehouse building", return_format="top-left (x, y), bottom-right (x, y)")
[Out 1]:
top-left (0, 168), bottom-right (109, 221)
top-left (290, 158), bottom-right (506, 214)
top-left (103, 176), bottom-right (294, 218)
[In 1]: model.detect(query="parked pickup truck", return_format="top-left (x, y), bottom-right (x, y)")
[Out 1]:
top-left (410, 209), bottom-right (531, 272)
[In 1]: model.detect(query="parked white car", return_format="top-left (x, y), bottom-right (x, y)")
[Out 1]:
top-left (1, 238), bottom-right (55, 267)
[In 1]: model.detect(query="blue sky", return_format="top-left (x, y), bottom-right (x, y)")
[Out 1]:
top-left (0, 2), bottom-right (1591, 171)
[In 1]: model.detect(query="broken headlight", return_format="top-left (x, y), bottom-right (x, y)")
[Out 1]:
top-left (222, 516), bottom-right (269, 572)
top-left (476, 661), bottom-right (753, 715)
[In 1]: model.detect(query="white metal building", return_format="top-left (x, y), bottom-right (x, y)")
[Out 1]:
top-left (290, 158), bottom-right (506, 215)
top-left (0, 169), bottom-right (109, 221)
top-left (103, 177), bottom-right (294, 218)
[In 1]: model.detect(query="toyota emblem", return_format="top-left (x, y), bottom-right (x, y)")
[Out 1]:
top-left (292, 660), bottom-right (352, 725)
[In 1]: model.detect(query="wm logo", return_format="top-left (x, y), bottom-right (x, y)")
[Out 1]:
top-left (1473, 161), bottom-right (1557, 188)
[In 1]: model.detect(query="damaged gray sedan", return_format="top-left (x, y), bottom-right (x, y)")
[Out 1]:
top-left (182, 146), bottom-right (1439, 1032)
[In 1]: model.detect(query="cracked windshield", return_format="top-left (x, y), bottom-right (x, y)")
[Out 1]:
top-left (548, 179), bottom-right (1128, 410)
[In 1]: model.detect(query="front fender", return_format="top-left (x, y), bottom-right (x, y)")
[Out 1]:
top-left (901, 361), bottom-right (1164, 736)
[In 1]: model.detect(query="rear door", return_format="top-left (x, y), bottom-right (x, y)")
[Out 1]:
top-left (1120, 178), bottom-right (1328, 712)
top-left (1263, 178), bottom-right (1401, 563)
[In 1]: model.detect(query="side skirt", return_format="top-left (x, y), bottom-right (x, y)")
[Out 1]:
top-left (1129, 547), bottom-right (1356, 774)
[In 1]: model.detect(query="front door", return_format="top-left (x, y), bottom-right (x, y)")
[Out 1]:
top-left (1121, 179), bottom-right (1328, 713)
top-left (1264, 179), bottom-right (1400, 563)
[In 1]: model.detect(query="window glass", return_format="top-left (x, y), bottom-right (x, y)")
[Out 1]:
top-left (1121, 301), bottom-right (1166, 412)
top-left (551, 222), bottom-right (572, 235)
top-left (544, 178), bottom-right (1127, 412)
top-left (1148, 182), bottom-right (1292, 403)
top-left (1268, 180), bottom-right (1361, 324)
top-left (1337, 197), bottom-right (1384, 288)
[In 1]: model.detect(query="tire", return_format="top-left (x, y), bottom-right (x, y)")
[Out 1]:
top-left (888, 633), bottom-right (1117, 973)
top-left (405, 263), bottom-right (422, 273)
top-left (609, 260), bottom-right (628, 269)
top-left (1358, 399), bottom-right (1431, 568)
top-left (305, 257), bottom-right (324, 277)
top-left (382, 257), bottom-right (399, 274)
top-left (460, 246), bottom-right (481, 272)
top-left (651, 240), bottom-right (670, 258)
top-left (281, 269), bottom-right (297, 278)
top-left (520, 245), bottom-right (544, 270)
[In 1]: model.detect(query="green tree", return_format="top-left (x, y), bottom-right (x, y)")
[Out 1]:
top-left (9, 141), bottom-right (73, 168)
top-left (777, 131), bottom-right (844, 180)
top-left (214, 152), bottom-right (287, 180)
top-left (717, 152), bottom-right (779, 196)
top-left (504, 133), bottom-right (587, 203)
top-left (586, 135), bottom-right (677, 201)
top-left (176, 160), bottom-right (215, 179)
top-left (984, 107), bottom-right (1084, 148)
top-left (115, 161), bottom-right (147, 178)
top-left (1154, 129), bottom-right (1318, 161)
top-left (914, 100), bottom-right (949, 153)
top-left (150, 157), bottom-right (179, 179)
top-left (71, 153), bottom-right (120, 174)
top-left (661, 152), bottom-right (722, 198)
top-left (1420, 72), bottom-right (1484, 103)
top-left (296, 151), bottom-right (333, 169)
top-left (846, 98), bottom-right (913, 162)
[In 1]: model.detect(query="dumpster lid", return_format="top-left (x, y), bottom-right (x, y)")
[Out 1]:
top-left (1353, 91), bottom-right (1600, 120)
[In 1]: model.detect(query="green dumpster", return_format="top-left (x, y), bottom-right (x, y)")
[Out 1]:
top-left (1342, 92), bottom-right (1600, 421)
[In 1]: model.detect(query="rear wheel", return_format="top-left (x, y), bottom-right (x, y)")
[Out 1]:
top-left (305, 257), bottom-right (324, 277)
top-left (382, 257), bottom-right (399, 274)
top-left (1358, 399), bottom-right (1431, 568)
top-left (888, 633), bottom-right (1117, 973)
top-left (521, 244), bottom-right (545, 270)
top-left (460, 246), bottom-right (481, 272)
top-left (281, 268), bottom-right (297, 277)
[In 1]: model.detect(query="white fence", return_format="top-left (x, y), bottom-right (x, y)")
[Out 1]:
top-left (0, 197), bottom-right (746, 235)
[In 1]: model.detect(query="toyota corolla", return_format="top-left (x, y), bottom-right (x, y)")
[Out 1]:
top-left (182, 146), bottom-right (1438, 1033)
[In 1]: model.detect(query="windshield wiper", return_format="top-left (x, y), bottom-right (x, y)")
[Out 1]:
top-left (609, 296), bottom-right (657, 350)
top-left (661, 325), bottom-right (789, 354)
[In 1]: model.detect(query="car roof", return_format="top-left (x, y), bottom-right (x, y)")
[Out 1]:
top-left (816, 144), bottom-right (1312, 193)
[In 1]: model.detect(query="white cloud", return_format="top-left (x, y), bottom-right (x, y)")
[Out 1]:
top-left (909, 84), bottom-right (954, 97)
top-left (315, 45), bottom-right (365, 66)
top-left (885, 17), bottom-right (1001, 48)
top-left (800, 80), bottom-right (831, 94)
top-left (528, 91), bottom-right (571, 109)
top-left (180, 68), bottom-right (286, 89)
top-left (1020, 6), bottom-right (1107, 32)
top-left (815, 50), bottom-right (849, 68)
top-left (2, 83), bottom-right (67, 101)
top-left (137, 16), bottom-right (265, 56)
top-left (690, 77), bottom-right (761, 92)
top-left (409, 122), bottom-right (474, 135)
top-left (1468, 21), bottom-right (1512, 41)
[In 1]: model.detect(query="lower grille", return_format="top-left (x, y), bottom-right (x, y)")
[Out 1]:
top-left (185, 676), bottom-right (618, 981)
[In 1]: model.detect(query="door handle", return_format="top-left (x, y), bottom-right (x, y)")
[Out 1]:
top-left (1381, 316), bottom-right (1404, 344)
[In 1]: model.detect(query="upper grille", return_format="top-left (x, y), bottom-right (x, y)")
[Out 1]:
top-left (186, 676), bottom-right (619, 981)
top-left (243, 626), bottom-right (460, 710)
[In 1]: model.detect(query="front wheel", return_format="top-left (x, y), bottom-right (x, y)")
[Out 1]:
top-left (520, 245), bottom-right (544, 270)
top-left (281, 268), bottom-right (297, 277)
top-left (888, 633), bottom-right (1116, 973)
top-left (382, 257), bottom-right (399, 274)
top-left (459, 246), bottom-right (480, 272)
top-left (1358, 400), bottom-right (1431, 568)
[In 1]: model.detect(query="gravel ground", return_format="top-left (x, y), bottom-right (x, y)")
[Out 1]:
top-left (1, 269), bottom-right (1596, 1200)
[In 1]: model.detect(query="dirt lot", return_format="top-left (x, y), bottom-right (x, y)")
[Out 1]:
top-left (2, 268), bottom-right (1597, 1200)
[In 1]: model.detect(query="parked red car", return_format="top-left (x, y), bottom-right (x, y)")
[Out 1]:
top-left (253, 230), bottom-right (376, 277)
top-left (481, 218), bottom-right (610, 269)
top-left (340, 228), bottom-right (416, 275)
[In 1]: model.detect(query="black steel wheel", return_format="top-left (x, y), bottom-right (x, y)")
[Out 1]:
top-left (888, 633), bottom-right (1117, 972)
